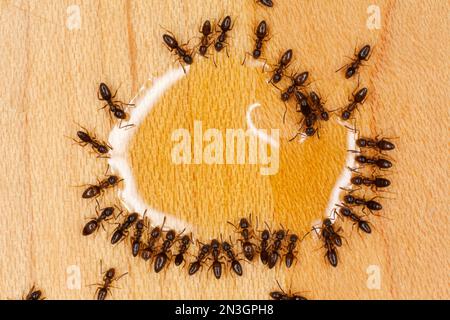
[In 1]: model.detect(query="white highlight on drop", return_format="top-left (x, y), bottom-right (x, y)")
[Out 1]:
top-left (108, 67), bottom-right (191, 231)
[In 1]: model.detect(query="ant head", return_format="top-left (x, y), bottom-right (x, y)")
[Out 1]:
top-left (275, 229), bottom-right (285, 240)
top-left (323, 218), bottom-right (332, 227)
top-left (151, 226), bottom-right (161, 238)
top-left (253, 49), bottom-right (262, 59)
top-left (261, 229), bottom-right (270, 240)
top-left (289, 234), bottom-right (298, 242)
top-left (97, 145), bottom-right (109, 154)
top-left (211, 239), bottom-right (220, 249)
top-left (201, 20), bottom-right (212, 35)
top-left (105, 268), bottom-right (115, 279)
top-left (181, 234), bottom-right (191, 245)
top-left (239, 218), bottom-right (249, 229)
top-left (305, 127), bottom-right (316, 136)
top-left (107, 175), bottom-right (119, 185)
top-left (166, 230), bottom-right (176, 241)
top-left (320, 111), bottom-right (329, 121)
top-left (183, 55), bottom-right (193, 65)
top-left (114, 109), bottom-right (126, 119)
top-left (222, 241), bottom-right (231, 251)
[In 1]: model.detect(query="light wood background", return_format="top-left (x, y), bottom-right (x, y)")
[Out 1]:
top-left (0, 0), bottom-right (448, 300)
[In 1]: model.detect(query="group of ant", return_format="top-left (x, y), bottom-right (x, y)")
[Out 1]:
top-left (314, 135), bottom-right (396, 268)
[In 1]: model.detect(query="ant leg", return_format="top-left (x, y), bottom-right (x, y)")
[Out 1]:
top-left (241, 52), bottom-right (251, 66)
top-left (288, 132), bottom-right (300, 142)
top-left (282, 102), bottom-right (288, 124)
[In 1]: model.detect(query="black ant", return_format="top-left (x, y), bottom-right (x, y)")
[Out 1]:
top-left (356, 137), bottom-right (395, 152)
top-left (228, 217), bottom-right (256, 261)
top-left (222, 240), bottom-right (243, 276)
top-left (98, 83), bottom-right (134, 128)
top-left (341, 85), bottom-right (368, 120)
top-left (310, 91), bottom-right (330, 121)
top-left (268, 229), bottom-right (286, 269)
top-left (154, 229), bottom-right (177, 273)
top-left (24, 285), bottom-right (44, 300)
top-left (284, 233), bottom-right (299, 268)
top-left (110, 212), bottom-right (139, 245)
top-left (131, 212), bottom-right (147, 257)
top-left (269, 49), bottom-right (293, 84)
top-left (256, 0), bottom-right (273, 7)
top-left (242, 20), bottom-right (269, 65)
top-left (92, 262), bottom-right (127, 300)
top-left (314, 219), bottom-right (342, 267)
top-left (289, 91), bottom-right (318, 139)
top-left (350, 174), bottom-right (391, 190)
top-left (209, 239), bottom-right (225, 279)
top-left (162, 33), bottom-right (193, 72)
top-left (214, 15), bottom-right (233, 54)
top-left (343, 194), bottom-right (383, 212)
top-left (174, 234), bottom-right (192, 267)
top-left (82, 203), bottom-right (116, 236)
top-left (336, 206), bottom-right (372, 234)
top-left (270, 281), bottom-right (307, 300)
top-left (81, 175), bottom-right (122, 199)
top-left (337, 44), bottom-right (371, 79)
top-left (258, 228), bottom-right (270, 265)
top-left (353, 154), bottom-right (393, 169)
top-left (141, 217), bottom-right (165, 261)
top-left (188, 242), bottom-right (211, 275)
top-left (73, 127), bottom-right (111, 156)
top-left (281, 72), bottom-right (309, 102)
top-left (198, 20), bottom-right (213, 56)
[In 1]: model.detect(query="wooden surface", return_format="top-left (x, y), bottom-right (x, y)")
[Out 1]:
top-left (0, 0), bottom-right (449, 300)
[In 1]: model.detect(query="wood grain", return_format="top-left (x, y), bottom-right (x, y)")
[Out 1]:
top-left (0, 0), bottom-right (448, 300)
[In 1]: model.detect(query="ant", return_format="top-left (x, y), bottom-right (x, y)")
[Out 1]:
top-left (270, 281), bottom-right (307, 300)
top-left (269, 49), bottom-right (293, 84)
top-left (343, 194), bottom-right (383, 212)
top-left (356, 137), bottom-right (395, 152)
top-left (73, 127), bottom-right (111, 156)
top-left (141, 217), bottom-right (165, 261)
top-left (352, 154), bottom-right (393, 169)
top-left (284, 233), bottom-right (299, 268)
top-left (222, 240), bottom-right (243, 276)
top-left (24, 285), bottom-right (44, 300)
top-left (198, 20), bottom-right (213, 56)
top-left (337, 44), bottom-right (371, 79)
top-left (268, 229), bottom-right (286, 269)
top-left (92, 262), bottom-right (127, 300)
top-left (174, 234), bottom-right (192, 266)
top-left (214, 15), bottom-right (233, 54)
top-left (314, 219), bottom-right (342, 267)
top-left (188, 242), bottom-right (211, 275)
top-left (350, 174), bottom-right (391, 190)
top-left (336, 206), bottom-right (372, 234)
top-left (341, 84), bottom-right (368, 120)
top-left (209, 239), bottom-right (225, 279)
top-left (281, 72), bottom-right (309, 102)
top-left (82, 202), bottom-right (116, 236)
top-left (242, 20), bottom-right (269, 65)
top-left (310, 91), bottom-right (330, 121)
top-left (228, 217), bottom-right (256, 261)
top-left (162, 33), bottom-right (193, 72)
top-left (98, 83), bottom-right (134, 128)
top-left (154, 229), bottom-right (178, 273)
top-left (81, 175), bottom-right (122, 199)
top-left (131, 212), bottom-right (147, 257)
top-left (289, 91), bottom-right (319, 139)
top-left (110, 212), bottom-right (139, 245)
top-left (256, 0), bottom-right (273, 7)
top-left (258, 228), bottom-right (270, 265)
